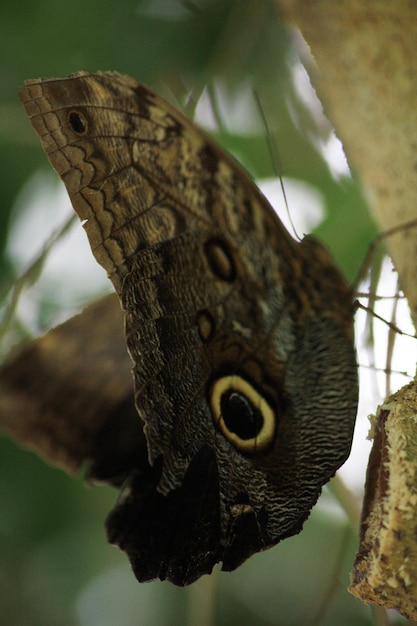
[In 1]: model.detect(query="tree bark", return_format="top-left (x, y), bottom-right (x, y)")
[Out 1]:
top-left (277, 0), bottom-right (417, 325)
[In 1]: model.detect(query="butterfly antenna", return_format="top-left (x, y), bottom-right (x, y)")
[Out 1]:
top-left (253, 89), bottom-right (300, 240)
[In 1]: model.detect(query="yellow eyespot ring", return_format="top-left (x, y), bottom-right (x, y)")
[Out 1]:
top-left (209, 375), bottom-right (276, 453)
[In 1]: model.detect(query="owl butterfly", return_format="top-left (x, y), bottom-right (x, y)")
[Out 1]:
top-left (20, 71), bottom-right (358, 586)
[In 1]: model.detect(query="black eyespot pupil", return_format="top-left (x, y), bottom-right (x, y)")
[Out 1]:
top-left (69, 111), bottom-right (86, 134)
top-left (220, 390), bottom-right (263, 440)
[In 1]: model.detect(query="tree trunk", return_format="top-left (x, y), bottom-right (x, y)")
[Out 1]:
top-left (277, 0), bottom-right (417, 324)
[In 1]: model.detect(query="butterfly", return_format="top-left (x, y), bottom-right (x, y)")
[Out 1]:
top-left (20, 71), bottom-right (358, 585)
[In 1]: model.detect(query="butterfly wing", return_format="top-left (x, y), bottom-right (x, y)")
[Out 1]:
top-left (20, 71), bottom-right (358, 585)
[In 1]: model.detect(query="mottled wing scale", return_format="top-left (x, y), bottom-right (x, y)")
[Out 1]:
top-left (20, 71), bottom-right (358, 585)
top-left (21, 72), bottom-right (281, 285)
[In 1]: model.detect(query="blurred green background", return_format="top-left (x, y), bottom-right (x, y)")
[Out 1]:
top-left (0, 0), bottom-right (406, 624)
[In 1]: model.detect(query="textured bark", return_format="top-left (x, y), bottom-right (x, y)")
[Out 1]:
top-left (349, 385), bottom-right (417, 620)
top-left (277, 0), bottom-right (417, 326)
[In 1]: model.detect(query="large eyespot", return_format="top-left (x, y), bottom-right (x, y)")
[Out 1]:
top-left (210, 375), bottom-right (276, 453)
top-left (68, 109), bottom-right (88, 135)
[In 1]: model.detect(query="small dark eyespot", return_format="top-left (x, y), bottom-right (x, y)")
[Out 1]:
top-left (204, 238), bottom-right (236, 282)
top-left (196, 310), bottom-right (215, 343)
top-left (68, 110), bottom-right (87, 135)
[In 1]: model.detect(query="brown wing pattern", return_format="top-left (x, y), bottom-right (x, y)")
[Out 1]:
top-left (20, 71), bottom-right (358, 585)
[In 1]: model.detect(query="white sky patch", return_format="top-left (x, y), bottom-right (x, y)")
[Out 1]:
top-left (317, 133), bottom-right (351, 179)
top-left (258, 177), bottom-right (324, 237)
top-left (194, 80), bottom-right (261, 134)
top-left (8, 170), bottom-right (71, 269)
top-left (290, 59), bottom-right (325, 125)
top-left (6, 170), bottom-right (110, 334)
top-left (289, 59), bottom-right (351, 180)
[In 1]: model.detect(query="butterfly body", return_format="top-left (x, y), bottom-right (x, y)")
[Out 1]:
top-left (20, 71), bottom-right (358, 585)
